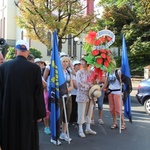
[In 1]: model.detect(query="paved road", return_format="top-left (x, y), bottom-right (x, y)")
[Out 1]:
top-left (39, 79), bottom-right (150, 150)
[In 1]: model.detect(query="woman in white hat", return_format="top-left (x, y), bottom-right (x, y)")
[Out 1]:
top-left (59, 53), bottom-right (74, 142)
top-left (76, 57), bottom-right (97, 138)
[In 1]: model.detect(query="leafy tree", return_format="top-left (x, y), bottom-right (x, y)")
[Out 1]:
top-left (96, 0), bottom-right (150, 75)
top-left (96, 4), bottom-right (136, 54)
top-left (14, 0), bottom-right (96, 51)
top-left (5, 47), bottom-right (42, 60)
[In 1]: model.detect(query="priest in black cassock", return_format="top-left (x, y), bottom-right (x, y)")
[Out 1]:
top-left (0, 40), bottom-right (46, 150)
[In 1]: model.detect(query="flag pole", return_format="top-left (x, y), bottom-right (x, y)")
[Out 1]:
top-left (62, 96), bottom-right (70, 144)
top-left (119, 83), bottom-right (122, 133)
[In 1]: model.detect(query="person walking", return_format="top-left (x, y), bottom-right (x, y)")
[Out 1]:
top-left (0, 40), bottom-right (46, 150)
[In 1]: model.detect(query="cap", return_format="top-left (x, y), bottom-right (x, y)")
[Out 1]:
top-left (15, 40), bottom-right (29, 51)
top-left (59, 52), bottom-right (70, 62)
top-left (60, 52), bottom-right (68, 58)
top-left (34, 58), bottom-right (44, 63)
top-left (73, 60), bottom-right (81, 66)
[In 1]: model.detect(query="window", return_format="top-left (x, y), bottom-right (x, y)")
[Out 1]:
top-left (68, 34), bottom-right (72, 56)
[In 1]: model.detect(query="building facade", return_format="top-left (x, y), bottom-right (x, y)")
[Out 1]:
top-left (0, 0), bottom-right (95, 61)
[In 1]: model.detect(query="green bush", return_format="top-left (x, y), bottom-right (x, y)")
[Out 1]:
top-left (29, 47), bottom-right (42, 59)
top-left (5, 47), bottom-right (16, 60)
top-left (5, 47), bottom-right (42, 60)
top-left (115, 54), bottom-right (150, 77)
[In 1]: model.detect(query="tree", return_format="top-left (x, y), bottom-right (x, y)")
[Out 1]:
top-left (96, 0), bottom-right (150, 74)
top-left (96, 4), bottom-right (136, 52)
top-left (14, 0), bottom-right (96, 51)
top-left (5, 47), bottom-right (42, 60)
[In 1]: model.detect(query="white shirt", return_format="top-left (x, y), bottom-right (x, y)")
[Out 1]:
top-left (107, 69), bottom-right (121, 94)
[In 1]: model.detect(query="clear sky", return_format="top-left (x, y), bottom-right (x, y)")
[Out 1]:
top-left (94, 0), bottom-right (104, 18)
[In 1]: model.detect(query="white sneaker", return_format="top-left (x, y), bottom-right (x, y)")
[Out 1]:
top-left (98, 119), bottom-right (104, 125)
top-left (91, 120), bottom-right (95, 125)
top-left (59, 133), bottom-right (72, 142)
top-left (50, 138), bottom-right (61, 145)
top-left (85, 129), bottom-right (97, 135)
top-left (79, 131), bottom-right (86, 138)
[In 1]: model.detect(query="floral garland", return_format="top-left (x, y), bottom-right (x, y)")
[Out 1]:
top-left (82, 30), bottom-right (116, 81)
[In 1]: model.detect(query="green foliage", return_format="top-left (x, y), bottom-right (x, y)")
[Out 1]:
top-left (15, 0), bottom-right (96, 51)
top-left (5, 47), bottom-right (42, 60)
top-left (115, 54), bottom-right (150, 77)
top-left (29, 47), bottom-right (42, 59)
top-left (82, 43), bottom-right (93, 54)
top-left (130, 38), bottom-right (150, 55)
top-left (5, 47), bottom-right (16, 60)
top-left (96, 0), bottom-right (150, 76)
top-left (97, 4), bottom-right (136, 48)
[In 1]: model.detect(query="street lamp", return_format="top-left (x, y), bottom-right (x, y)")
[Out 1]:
top-left (74, 37), bottom-right (83, 58)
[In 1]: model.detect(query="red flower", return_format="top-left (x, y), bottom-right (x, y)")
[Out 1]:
top-left (106, 56), bottom-right (111, 63)
top-left (107, 50), bottom-right (112, 54)
top-left (88, 31), bottom-right (97, 38)
top-left (91, 50), bottom-right (99, 56)
top-left (99, 37), bottom-right (106, 43)
top-left (101, 53), bottom-right (107, 58)
top-left (84, 31), bottom-right (97, 45)
top-left (105, 49), bottom-right (109, 53)
top-left (96, 58), bottom-right (103, 64)
top-left (100, 49), bottom-right (107, 53)
top-left (84, 36), bottom-right (95, 45)
top-left (106, 36), bottom-right (112, 41)
top-left (104, 60), bottom-right (109, 67)
top-left (94, 39), bottom-right (101, 46)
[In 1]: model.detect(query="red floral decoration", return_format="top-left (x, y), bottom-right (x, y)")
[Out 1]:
top-left (91, 49), bottom-right (99, 56)
top-left (83, 30), bottom-right (116, 82)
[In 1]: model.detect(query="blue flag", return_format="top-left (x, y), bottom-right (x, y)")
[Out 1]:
top-left (121, 34), bottom-right (132, 123)
top-left (49, 30), bottom-right (68, 142)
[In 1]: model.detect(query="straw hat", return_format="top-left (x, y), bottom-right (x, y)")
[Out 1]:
top-left (89, 85), bottom-right (101, 99)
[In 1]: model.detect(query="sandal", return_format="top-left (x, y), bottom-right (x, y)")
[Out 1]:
top-left (111, 124), bottom-right (118, 129)
top-left (121, 124), bottom-right (126, 130)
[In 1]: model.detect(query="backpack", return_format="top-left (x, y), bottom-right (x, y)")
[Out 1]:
top-left (106, 69), bottom-right (123, 95)
top-left (108, 69), bottom-right (120, 82)
top-left (114, 69), bottom-right (120, 81)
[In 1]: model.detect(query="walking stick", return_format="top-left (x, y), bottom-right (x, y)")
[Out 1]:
top-left (62, 95), bottom-right (70, 144)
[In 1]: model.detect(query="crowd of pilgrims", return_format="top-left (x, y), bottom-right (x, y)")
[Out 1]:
top-left (31, 52), bottom-right (126, 145)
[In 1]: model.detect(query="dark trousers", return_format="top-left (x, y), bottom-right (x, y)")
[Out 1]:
top-left (60, 96), bottom-right (72, 123)
top-left (70, 95), bottom-right (78, 123)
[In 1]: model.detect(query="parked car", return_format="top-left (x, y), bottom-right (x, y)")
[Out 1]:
top-left (136, 78), bottom-right (150, 114)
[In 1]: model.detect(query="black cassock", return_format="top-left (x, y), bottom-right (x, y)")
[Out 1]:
top-left (0, 56), bottom-right (46, 150)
